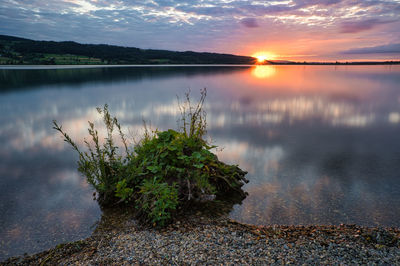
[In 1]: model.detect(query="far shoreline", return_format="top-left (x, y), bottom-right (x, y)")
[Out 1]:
top-left (0, 61), bottom-right (400, 70)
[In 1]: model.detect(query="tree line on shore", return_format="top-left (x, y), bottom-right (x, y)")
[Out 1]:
top-left (0, 34), bottom-right (256, 65)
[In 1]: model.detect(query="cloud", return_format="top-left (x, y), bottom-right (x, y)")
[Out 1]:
top-left (342, 43), bottom-right (400, 54)
top-left (293, 0), bottom-right (343, 7)
top-left (1, 0), bottom-right (400, 57)
top-left (240, 18), bottom-right (259, 28)
top-left (340, 19), bottom-right (393, 33)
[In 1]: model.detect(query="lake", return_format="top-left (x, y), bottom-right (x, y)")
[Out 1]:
top-left (1, 65), bottom-right (400, 260)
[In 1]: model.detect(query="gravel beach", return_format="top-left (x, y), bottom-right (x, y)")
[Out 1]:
top-left (2, 208), bottom-right (400, 265)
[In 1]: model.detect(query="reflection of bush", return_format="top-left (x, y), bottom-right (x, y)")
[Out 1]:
top-left (54, 89), bottom-right (248, 226)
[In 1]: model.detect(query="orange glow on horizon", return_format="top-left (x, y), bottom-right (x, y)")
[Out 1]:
top-left (252, 52), bottom-right (277, 63)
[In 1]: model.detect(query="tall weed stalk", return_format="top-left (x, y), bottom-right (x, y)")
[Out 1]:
top-left (53, 104), bottom-right (128, 204)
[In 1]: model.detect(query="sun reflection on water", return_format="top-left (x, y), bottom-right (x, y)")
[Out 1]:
top-left (251, 65), bottom-right (277, 79)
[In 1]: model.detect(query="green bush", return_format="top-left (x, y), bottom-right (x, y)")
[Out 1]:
top-left (53, 89), bottom-right (248, 226)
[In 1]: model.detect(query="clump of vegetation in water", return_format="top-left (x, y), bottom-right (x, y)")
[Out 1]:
top-left (53, 89), bottom-right (248, 227)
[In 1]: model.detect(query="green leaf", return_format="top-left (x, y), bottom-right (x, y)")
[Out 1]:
top-left (167, 145), bottom-right (177, 151)
top-left (194, 163), bottom-right (204, 169)
top-left (147, 165), bottom-right (160, 173)
top-left (192, 151), bottom-right (202, 160)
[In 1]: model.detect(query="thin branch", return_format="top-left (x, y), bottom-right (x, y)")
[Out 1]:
top-left (187, 178), bottom-right (192, 201)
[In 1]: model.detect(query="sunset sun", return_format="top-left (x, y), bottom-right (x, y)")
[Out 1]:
top-left (252, 52), bottom-right (277, 63)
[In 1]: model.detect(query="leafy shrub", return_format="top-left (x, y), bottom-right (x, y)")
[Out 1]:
top-left (53, 89), bottom-right (248, 226)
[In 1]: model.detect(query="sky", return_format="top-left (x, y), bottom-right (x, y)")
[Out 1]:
top-left (1, 0), bottom-right (400, 61)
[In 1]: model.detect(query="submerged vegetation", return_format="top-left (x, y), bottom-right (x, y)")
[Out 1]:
top-left (53, 89), bottom-right (248, 226)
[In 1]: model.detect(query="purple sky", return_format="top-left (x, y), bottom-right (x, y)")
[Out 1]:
top-left (1, 0), bottom-right (400, 60)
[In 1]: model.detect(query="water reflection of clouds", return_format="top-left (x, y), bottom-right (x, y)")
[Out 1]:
top-left (231, 176), bottom-right (348, 225)
top-left (219, 120), bottom-right (400, 226)
top-left (0, 148), bottom-right (100, 260)
top-left (3, 106), bottom-right (145, 152)
top-left (216, 141), bottom-right (284, 179)
top-left (389, 112), bottom-right (400, 124)
top-left (225, 97), bottom-right (377, 127)
top-left (2, 69), bottom-right (399, 155)
top-left (245, 66), bottom-right (400, 97)
top-left (231, 171), bottom-right (400, 227)
top-left (1, 66), bottom-right (400, 259)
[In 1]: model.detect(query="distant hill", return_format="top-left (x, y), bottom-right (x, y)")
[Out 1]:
top-left (0, 35), bottom-right (257, 65)
top-left (267, 60), bottom-right (295, 64)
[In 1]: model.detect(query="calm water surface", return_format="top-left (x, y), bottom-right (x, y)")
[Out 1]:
top-left (1, 65), bottom-right (400, 259)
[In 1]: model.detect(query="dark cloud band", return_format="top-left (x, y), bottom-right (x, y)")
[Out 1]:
top-left (341, 43), bottom-right (400, 54)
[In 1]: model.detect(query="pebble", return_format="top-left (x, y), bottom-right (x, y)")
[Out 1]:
top-left (2, 213), bottom-right (400, 265)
